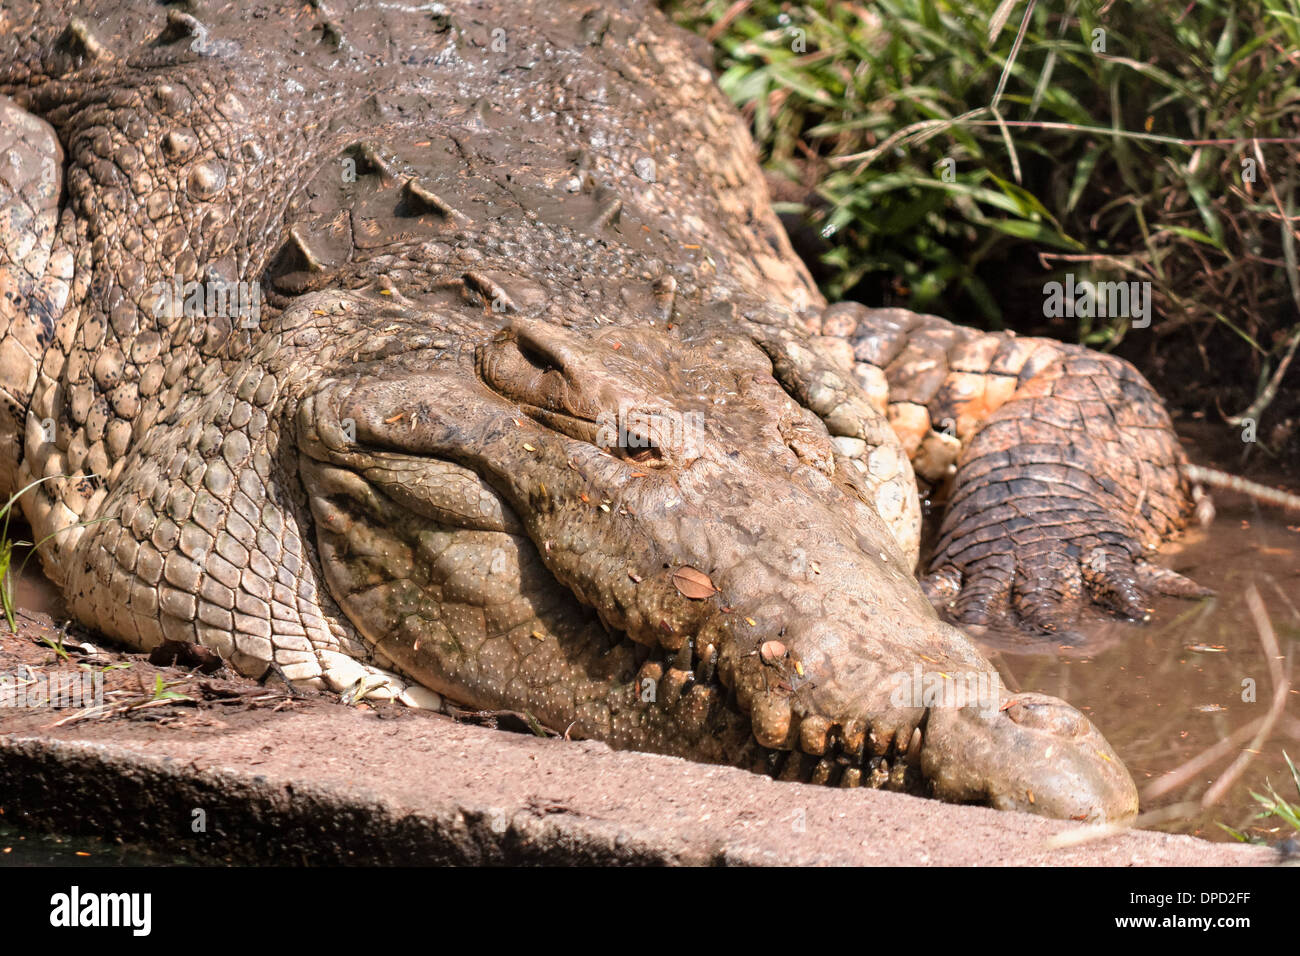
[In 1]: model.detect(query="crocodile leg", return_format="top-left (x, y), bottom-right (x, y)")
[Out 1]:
top-left (816, 303), bottom-right (1205, 634)
top-left (0, 96), bottom-right (71, 498)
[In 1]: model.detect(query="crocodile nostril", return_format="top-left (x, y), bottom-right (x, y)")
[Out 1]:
top-left (1002, 694), bottom-right (1087, 737)
top-left (517, 338), bottom-right (560, 375)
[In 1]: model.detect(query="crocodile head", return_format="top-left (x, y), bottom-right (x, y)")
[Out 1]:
top-left (291, 295), bottom-right (1137, 822)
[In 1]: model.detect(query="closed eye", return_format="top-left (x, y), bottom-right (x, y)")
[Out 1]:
top-left (620, 444), bottom-right (664, 464)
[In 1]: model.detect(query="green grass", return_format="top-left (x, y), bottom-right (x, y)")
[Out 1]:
top-left (1220, 752), bottom-right (1300, 843)
top-left (0, 476), bottom-right (58, 633)
top-left (666, 0), bottom-right (1300, 426)
top-left (1, 475), bottom-right (107, 633)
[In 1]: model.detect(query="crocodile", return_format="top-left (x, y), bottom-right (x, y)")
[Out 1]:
top-left (0, 0), bottom-right (1226, 822)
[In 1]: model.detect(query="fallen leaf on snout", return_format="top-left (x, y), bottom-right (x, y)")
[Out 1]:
top-left (672, 566), bottom-right (717, 599)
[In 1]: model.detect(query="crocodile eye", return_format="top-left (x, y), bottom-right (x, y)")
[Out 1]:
top-left (600, 430), bottom-right (666, 466)
top-left (623, 445), bottom-right (663, 464)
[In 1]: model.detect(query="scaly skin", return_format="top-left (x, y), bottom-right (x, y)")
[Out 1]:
top-left (814, 305), bottom-right (1206, 635)
top-left (0, 0), bottom-right (1160, 820)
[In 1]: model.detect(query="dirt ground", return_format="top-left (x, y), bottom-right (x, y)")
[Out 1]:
top-left (0, 607), bottom-right (1279, 866)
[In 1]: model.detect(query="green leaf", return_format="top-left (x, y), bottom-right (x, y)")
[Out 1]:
top-left (1155, 225), bottom-right (1226, 251)
top-left (984, 218), bottom-right (1083, 250)
top-left (1066, 146), bottom-right (1103, 214)
top-left (1212, 8), bottom-right (1237, 84)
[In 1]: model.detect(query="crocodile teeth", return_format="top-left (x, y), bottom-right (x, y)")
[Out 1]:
top-left (811, 758), bottom-right (836, 786)
top-left (635, 660), bottom-right (663, 697)
top-left (751, 693), bottom-right (794, 749)
top-left (868, 759), bottom-right (890, 789)
top-left (904, 726), bottom-right (923, 765)
top-left (839, 719), bottom-right (866, 759)
top-left (840, 767), bottom-right (862, 789)
top-left (778, 752), bottom-right (813, 782)
top-left (798, 714), bottom-right (832, 756)
top-left (660, 666), bottom-right (692, 704)
top-left (867, 725), bottom-right (893, 757)
top-left (696, 642), bottom-right (717, 683)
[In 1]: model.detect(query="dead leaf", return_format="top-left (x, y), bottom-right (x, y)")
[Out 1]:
top-left (148, 639), bottom-right (224, 674)
top-left (672, 566), bottom-right (718, 599)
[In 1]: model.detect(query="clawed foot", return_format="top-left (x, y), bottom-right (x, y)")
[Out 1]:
top-left (923, 538), bottom-right (1211, 636)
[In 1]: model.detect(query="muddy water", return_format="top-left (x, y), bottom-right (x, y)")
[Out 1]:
top-left (7, 431), bottom-right (1298, 842)
top-left (7, 535), bottom-right (64, 622)
top-left (0, 818), bottom-right (193, 866)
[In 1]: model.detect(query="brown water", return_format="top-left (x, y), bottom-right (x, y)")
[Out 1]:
top-left (8, 434), bottom-right (1299, 842)
top-left (8, 538), bottom-right (63, 622)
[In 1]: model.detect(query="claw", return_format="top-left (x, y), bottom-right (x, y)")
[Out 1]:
top-left (1083, 555), bottom-right (1150, 622)
top-left (949, 555), bottom-right (1013, 626)
top-left (1135, 560), bottom-right (1213, 599)
top-left (920, 565), bottom-right (960, 607)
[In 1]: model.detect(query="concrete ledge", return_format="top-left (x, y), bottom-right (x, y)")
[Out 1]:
top-left (0, 610), bottom-right (1273, 865)
top-left (0, 701), bottom-right (1272, 866)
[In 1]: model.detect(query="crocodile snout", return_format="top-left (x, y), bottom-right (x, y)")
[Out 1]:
top-left (924, 693), bottom-right (1139, 821)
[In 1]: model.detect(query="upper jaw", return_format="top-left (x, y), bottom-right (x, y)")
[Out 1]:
top-left (724, 609), bottom-right (1138, 821)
